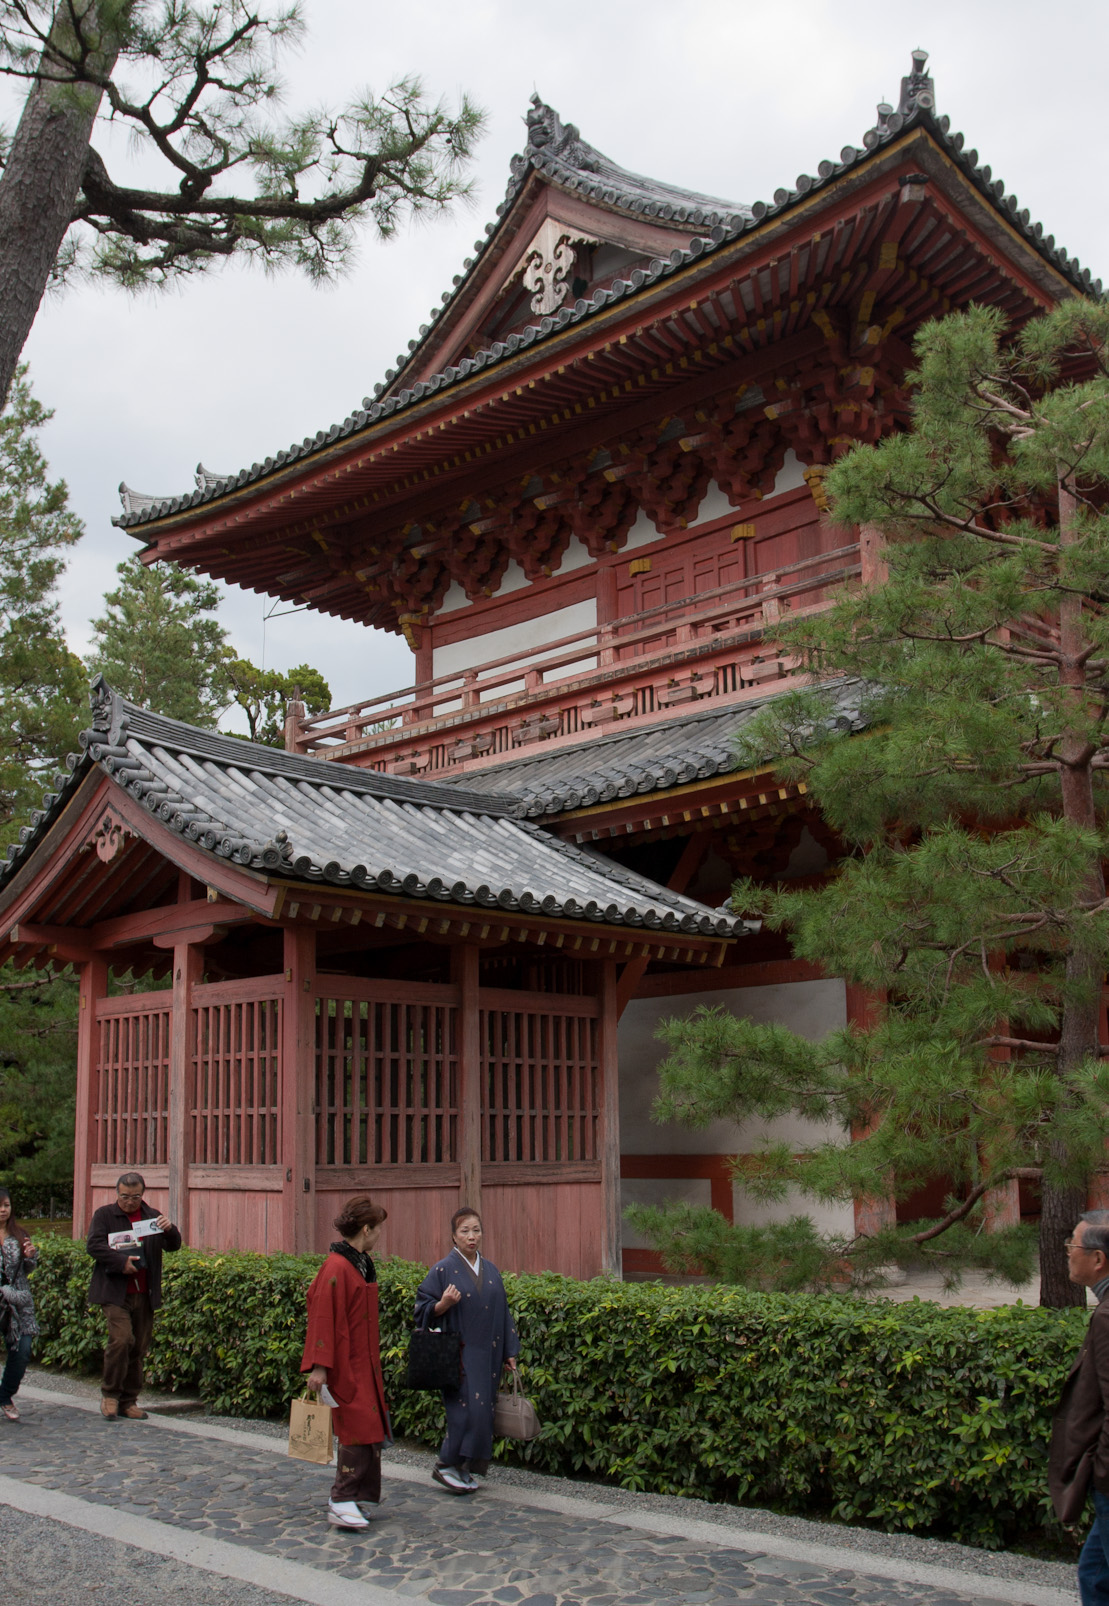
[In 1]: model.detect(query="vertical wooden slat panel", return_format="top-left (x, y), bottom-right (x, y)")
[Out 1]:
top-left (313, 981), bottom-right (460, 1176)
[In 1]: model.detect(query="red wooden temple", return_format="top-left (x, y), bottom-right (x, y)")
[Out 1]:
top-left (2, 52), bottom-right (1102, 1275)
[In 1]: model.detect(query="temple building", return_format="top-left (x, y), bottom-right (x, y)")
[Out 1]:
top-left (1, 52), bottom-right (1100, 1275)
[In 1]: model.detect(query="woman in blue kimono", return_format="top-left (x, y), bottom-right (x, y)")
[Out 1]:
top-left (414, 1207), bottom-right (519, 1493)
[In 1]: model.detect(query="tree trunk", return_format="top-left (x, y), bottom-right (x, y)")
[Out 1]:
top-left (1039, 1168), bottom-right (1089, 1308)
top-left (1040, 477), bottom-right (1105, 1307)
top-left (0, 6), bottom-right (121, 406)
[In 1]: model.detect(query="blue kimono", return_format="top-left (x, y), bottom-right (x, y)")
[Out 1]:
top-left (415, 1247), bottom-right (519, 1471)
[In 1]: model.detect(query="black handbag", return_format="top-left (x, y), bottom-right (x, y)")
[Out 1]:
top-left (404, 1326), bottom-right (461, 1391)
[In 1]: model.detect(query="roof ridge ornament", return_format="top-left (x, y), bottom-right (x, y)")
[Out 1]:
top-left (118, 481), bottom-right (171, 515)
top-left (523, 94), bottom-right (597, 175)
top-left (898, 47), bottom-right (934, 116)
top-left (89, 673), bottom-right (115, 732)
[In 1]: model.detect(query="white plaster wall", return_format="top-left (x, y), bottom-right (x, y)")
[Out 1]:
top-left (557, 534), bottom-right (595, 574)
top-left (435, 539), bottom-right (594, 623)
top-left (493, 558), bottom-right (529, 597)
top-left (688, 480), bottom-right (736, 527)
top-left (731, 1181), bottom-right (852, 1234)
top-left (432, 596), bottom-right (598, 685)
top-left (621, 1178), bottom-right (712, 1249)
top-left (618, 979), bottom-right (854, 1242)
top-left (437, 579), bottom-right (472, 615)
top-left (624, 508), bottom-right (661, 551)
top-left (766, 449), bottom-right (808, 497)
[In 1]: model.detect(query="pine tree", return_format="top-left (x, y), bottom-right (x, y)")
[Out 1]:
top-left (0, 364), bottom-right (85, 837)
top-left (0, 2), bottom-right (483, 403)
top-left (633, 301), bottom-right (1109, 1308)
top-left (225, 658), bottom-right (330, 746)
top-left (87, 553), bottom-right (233, 725)
top-left (0, 365), bottom-right (84, 1210)
top-left (0, 966), bottom-right (78, 1211)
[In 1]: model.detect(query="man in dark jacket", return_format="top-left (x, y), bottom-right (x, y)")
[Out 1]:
top-left (1049, 1210), bottom-right (1109, 1604)
top-left (87, 1171), bottom-right (182, 1420)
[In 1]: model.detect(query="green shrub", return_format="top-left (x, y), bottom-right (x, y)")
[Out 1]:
top-left (29, 1237), bottom-right (1084, 1548)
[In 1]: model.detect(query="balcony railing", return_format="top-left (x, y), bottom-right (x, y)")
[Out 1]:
top-left (291, 542), bottom-right (860, 777)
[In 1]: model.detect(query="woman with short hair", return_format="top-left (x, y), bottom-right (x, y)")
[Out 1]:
top-left (0, 1188), bottom-right (38, 1422)
top-left (414, 1207), bottom-right (519, 1493)
top-left (302, 1195), bottom-right (389, 1530)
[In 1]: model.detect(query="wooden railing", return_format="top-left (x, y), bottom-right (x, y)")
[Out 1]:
top-left (292, 543), bottom-right (859, 775)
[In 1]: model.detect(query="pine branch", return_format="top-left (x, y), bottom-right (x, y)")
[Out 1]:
top-left (907, 1169), bottom-right (1042, 1244)
top-left (0, 972), bottom-right (64, 992)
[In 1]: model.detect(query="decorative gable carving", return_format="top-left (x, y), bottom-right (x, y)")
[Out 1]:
top-left (512, 217), bottom-right (599, 317)
top-left (90, 809), bottom-right (135, 864)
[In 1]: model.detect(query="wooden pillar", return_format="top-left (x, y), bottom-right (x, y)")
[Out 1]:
top-left (168, 942), bottom-right (202, 1234)
top-left (452, 944), bottom-right (482, 1213)
top-left (281, 926), bottom-right (317, 1254)
top-left (73, 955), bottom-right (108, 1239)
top-left (283, 694), bottom-right (306, 754)
top-left (846, 983), bottom-right (896, 1237)
top-left (596, 565), bottom-right (618, 667)
top-left (597, 958), bottom-right (622, 1277)
top-left (859, 522), bottom-right (889, 587)
top-left (984, 1178), bottom-right (1022, 1231)
top-left (1088, 1172), bottom-right (1109, 1210)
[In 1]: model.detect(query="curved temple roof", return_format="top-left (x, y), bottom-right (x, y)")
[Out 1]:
top-left (115, 51), bottom-right (1103, 531)
top-left (1, 680), bottom-right (750, 940)
top-left (434, 680), bottom-right (866, 818)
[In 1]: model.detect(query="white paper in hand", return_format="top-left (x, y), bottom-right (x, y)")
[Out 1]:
top-left (108, 1217), bottom-right (162, 1248)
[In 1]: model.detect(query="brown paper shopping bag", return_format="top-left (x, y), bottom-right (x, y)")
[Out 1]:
top-left (287, 1390), bottom-right (334, 1465)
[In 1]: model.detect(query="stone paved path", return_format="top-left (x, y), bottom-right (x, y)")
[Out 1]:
top-left (0, 1389), bottom-right (1078, 1606)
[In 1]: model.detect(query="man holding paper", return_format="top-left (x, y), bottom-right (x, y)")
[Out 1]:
top-left (87, 1172), bottom-right (182, 1420)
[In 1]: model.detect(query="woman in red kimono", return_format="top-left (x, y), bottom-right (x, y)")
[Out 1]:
top-left (302, 1196), bottom-right (389, 1530)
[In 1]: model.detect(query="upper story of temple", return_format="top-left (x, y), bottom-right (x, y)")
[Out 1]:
top-left (115, 52), bottom-right (1099, 783)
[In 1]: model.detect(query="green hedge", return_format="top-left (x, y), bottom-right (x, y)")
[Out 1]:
top-left (29, 1238), bottom-right (1085, 1548)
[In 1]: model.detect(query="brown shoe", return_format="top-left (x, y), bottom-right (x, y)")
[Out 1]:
top-left (100, 1397), bottom-right (118, 1420)
top-left (120, 1405), bottom-right (149, 1419)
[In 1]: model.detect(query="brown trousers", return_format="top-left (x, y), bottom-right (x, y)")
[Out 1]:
top-left (331, 1442), bottom-right (382, 1505)
top-left (101, 1292), bottom-right (154, 1408)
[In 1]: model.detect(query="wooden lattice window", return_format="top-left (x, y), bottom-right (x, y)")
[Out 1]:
top-left (191, 988), bottom-right (282, 1166)
top-left (481, 996), bottom-right (600, 1164)
top-left (316, 987), bottom-right (458, 1167)
top-left (95, 997), bottom-right (171, 1167)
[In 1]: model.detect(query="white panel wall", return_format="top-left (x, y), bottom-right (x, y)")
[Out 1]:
top-left (618, 978), bottom-right (854, 1238)
top-left (432, 596), bottom-right (598, 685)
top-left (622, 1178), bottom-right (712, 1249)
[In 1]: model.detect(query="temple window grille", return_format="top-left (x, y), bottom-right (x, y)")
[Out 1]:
top-left (315, 987), bottom-right (459, 1167)
top-left (481, 999), bottom-right (600, 1164)
top-left (191, 988), bottom-right (281, 1166)
top-left (94, 996), bottom-right (171, 1167)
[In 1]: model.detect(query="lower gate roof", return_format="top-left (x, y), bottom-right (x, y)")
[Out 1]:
top-left (0, 679), bottom-right (750, 940)
top-left (432, 679), bottom-right (866, 818)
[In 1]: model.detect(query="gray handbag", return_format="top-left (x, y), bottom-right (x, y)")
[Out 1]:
top-left (492, 1368), bottom-right (541, 1441)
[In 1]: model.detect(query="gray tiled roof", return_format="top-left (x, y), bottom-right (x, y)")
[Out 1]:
top-left (0, 680), bottom-right (748, 939)
top-left (113, 53), bottom-right (1101, 532)
top-left (433, 681), bottom-right (865, 818)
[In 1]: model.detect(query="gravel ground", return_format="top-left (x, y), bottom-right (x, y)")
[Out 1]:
top-left (0, 1509), bottom-right (302, 1605)
top-left (23, 1364), bottom-right (1080, 1596)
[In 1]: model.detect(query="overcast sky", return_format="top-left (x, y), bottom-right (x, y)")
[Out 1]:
top-left (11, 0), bottom-right (1109, 717)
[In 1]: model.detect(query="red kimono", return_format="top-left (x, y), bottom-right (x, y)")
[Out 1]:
top-left (301, 1252), bottom-right (388, 1445)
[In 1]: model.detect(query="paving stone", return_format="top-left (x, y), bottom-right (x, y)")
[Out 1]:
top-left (0, 1401), bottom-right (1058, 1606)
